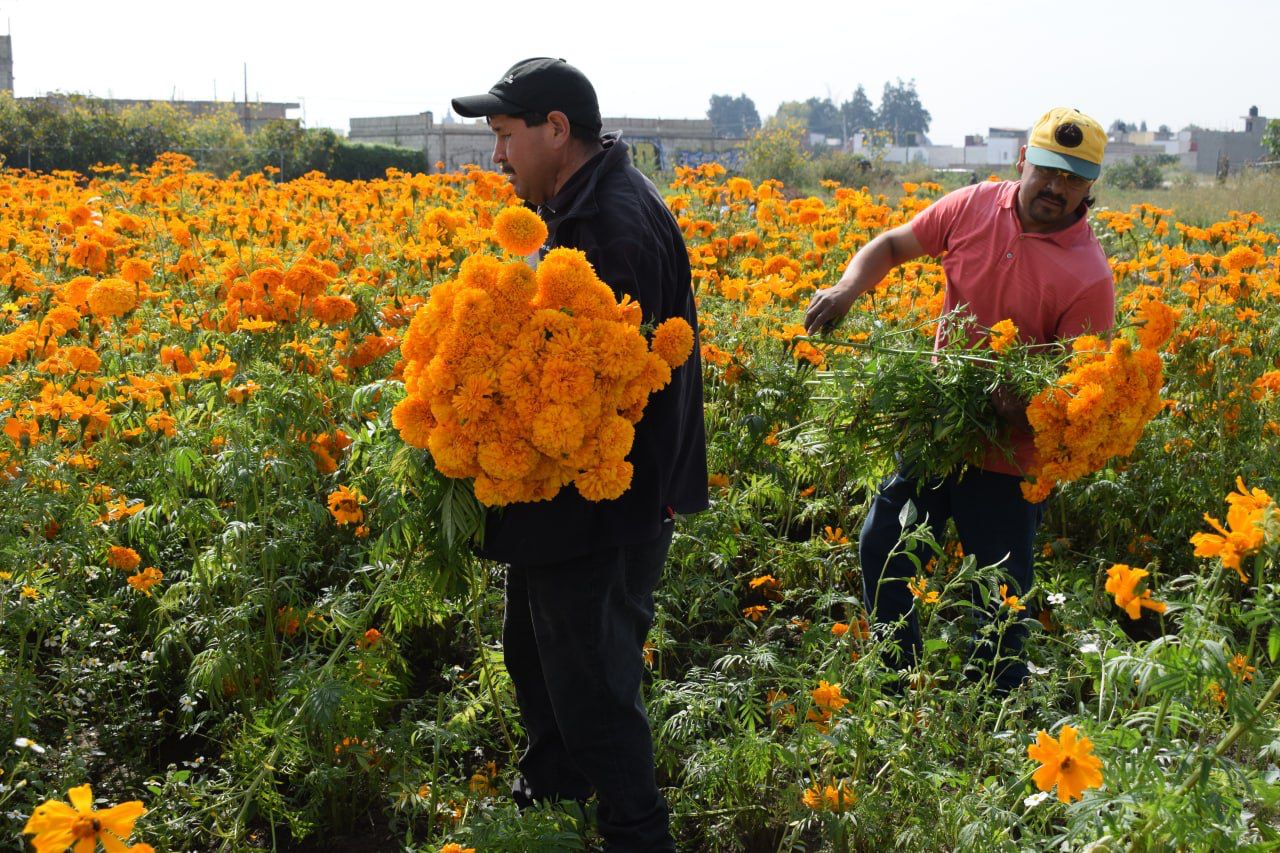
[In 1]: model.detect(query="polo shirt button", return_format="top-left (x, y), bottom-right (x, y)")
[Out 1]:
top-left (1006, 252), bottom-right (1014, 259)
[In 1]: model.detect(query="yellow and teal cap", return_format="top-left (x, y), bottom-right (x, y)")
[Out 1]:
top-left (1026, 107), bottom-right (1106, 181)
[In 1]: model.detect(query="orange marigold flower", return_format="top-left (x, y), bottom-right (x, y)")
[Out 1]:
top-left (810, 680), bottom-right (848, 712)
top-left (327, 484), bottom-right (366, 526)
top-left (108, 546), bottom-right (141, 571)
top-left (86, 277), bottom-right (137, 320)
top-left (988, 319), bottom-right (1019, 353)
top-left (1027, 725), bottom-right (1104, 802)
top-left (1134, 299), bottom-right (1180, 350)
top-left (650, 317), bottom-right (695, 369)
top-left (492, 205), bottom-right (548, 256)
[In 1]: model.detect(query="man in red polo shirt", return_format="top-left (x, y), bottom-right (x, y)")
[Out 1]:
top-left (804, 107), bottom-right (1114, 693)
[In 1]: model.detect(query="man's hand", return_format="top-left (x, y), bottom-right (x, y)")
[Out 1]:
top-left (991, 383), bottom-right (1032, 432)
top-left (804, 283), bottom-right (857, 336)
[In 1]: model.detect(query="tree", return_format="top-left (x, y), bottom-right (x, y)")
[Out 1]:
top-left (804, 97), bottom-right (842, 139)
top-left (770, 100), bottom-right (812, 130)
top-left (877, 79), bottom-right (930, 145)
top-left (1109, 119), bottom-right (1129, 136)
top-left (840, 85), bottom-right (876, 138)
top-left (706, 94), bottom-right (760, 138)
top-left (1263, 119), bottom-right (1280, 160)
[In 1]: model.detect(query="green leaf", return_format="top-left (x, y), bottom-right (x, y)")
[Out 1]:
top-left (1268, 624), bottom-right (1280, 663)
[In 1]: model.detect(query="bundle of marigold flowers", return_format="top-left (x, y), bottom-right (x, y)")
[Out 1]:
top-left (392, 217), bottom-right (694, 506)
top-left (1020, 299), bottom-right (1177, 503)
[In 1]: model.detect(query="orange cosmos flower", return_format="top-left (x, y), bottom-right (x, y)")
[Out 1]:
top-left (127, 567), bottom-right (164, 597)
top-left (1190, 477), bottom-right (1276, 582)
top-left (1027, 725), bottom-right (1104, 802)
top-left (1103, 563), bottom-right (1166, 619)
top-left (801, 780), bottom-right (857, 812)
top-left (908, 576), bottom-right (940, 605)
top-left (999, 583), bottom-right (1026, 613)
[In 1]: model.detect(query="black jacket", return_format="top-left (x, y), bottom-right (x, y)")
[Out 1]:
top-left (478, 134), bottom-right (709, 566)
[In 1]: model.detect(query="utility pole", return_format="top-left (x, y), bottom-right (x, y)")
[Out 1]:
top-left (423, 111), bottom-right (431, 172)
top-left (242, 63), bottom-right (249, 133)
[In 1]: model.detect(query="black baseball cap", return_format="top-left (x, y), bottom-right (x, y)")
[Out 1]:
top-left (451, 57), bottom-right (602, 134)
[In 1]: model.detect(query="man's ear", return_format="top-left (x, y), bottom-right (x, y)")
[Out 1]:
top-left (546, 111), bottom-right (573, 146)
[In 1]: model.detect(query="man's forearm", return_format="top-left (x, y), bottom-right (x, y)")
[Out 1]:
top-left (834, 232), bottom-right (903, 300)
top-left (804, 229), bottom-right (917, 334)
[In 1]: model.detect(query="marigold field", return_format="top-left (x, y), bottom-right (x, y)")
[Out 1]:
top-left (2, 154), bottom-right (1279, 851)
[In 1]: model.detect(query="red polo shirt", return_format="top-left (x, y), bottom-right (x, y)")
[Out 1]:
top-left (909, 179), bottom-right (1115, 475)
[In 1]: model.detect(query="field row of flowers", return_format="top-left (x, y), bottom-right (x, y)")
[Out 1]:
top-left (0, 153), bottom-right (1278, 850)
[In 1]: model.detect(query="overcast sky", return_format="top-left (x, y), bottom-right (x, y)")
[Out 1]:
top-left (4, 0), bottom-right (1275, 145)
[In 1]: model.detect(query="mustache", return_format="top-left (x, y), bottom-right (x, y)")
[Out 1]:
top-left (1036, 190), bottom-right (1067, 206)
top-left (502, 166), bottom-right (516, 176)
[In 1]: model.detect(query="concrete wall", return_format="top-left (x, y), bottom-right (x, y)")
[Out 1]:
top-left (1183, 125), bottom-right (1269, 174)
top-left (347, 112), bottom-right (748, 172)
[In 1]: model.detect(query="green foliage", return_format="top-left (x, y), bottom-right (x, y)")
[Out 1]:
top-left (743, 119), bottom-right (813, 187)
top-left (1102, 154), bottom-right (1176, 190)
top-left (0, 92), bottom-right (426, 180)
top-left (1263, 119), bottom-right (1280, 160)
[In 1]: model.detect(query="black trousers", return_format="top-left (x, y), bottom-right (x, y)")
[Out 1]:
top-left (859, 468), bottom-right (1046, 692)
top-left (503, 525), bottom-right (676, 852)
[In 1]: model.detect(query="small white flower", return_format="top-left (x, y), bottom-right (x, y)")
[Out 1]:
top-left (140, 651), bottom-right (156, 663)
top-left (14, 737), bottom-right (46, 754)
top-left (1028, 661), bottom-right (1050, 676)
top-left (107, 661), bottom-right (126, 673)
top-left (1023, 791), bottom-right (1051, 808)
top-left (1079, 641), bottom-right (1100, 655)
top-left (179, 694), bottom-right (197, 713)
top-left (1048, 592), bottom-right (1066, 606)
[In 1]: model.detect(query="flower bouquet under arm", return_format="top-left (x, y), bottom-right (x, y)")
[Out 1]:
top-left (392, 206), bottom-right (695, 508)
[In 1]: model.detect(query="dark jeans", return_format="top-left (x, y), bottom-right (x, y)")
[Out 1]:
top-left (859, 468), bottom-right (1045, 692)
top-left (503, 525), bottom-right (676, 852)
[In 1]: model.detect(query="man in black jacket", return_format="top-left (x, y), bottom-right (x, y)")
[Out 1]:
top-left (452, 57), bottom-right (707, 851)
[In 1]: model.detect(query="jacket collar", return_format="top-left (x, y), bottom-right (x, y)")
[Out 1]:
top-left (540, 132), bottom-right (627, 223)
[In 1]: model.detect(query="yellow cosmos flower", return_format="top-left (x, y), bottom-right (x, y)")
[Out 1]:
top-left (23, 783), bottom-right (152, 853)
